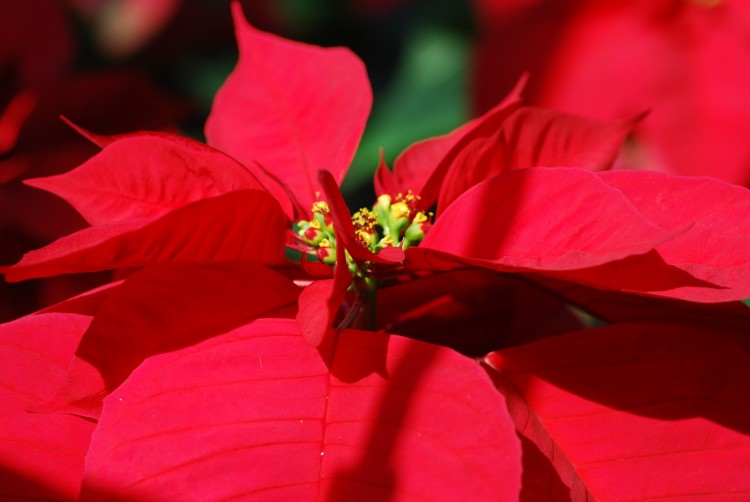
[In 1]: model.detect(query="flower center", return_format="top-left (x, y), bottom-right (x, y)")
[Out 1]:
top-left (295, 190), bottom-right (432, 267)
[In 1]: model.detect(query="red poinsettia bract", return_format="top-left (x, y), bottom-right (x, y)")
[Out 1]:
top-left (0, 0), bottom-right (186, 321)
top-left (472, 0), bottom-right (750, 185)
top-left (2, 3), bottom-right (750, 500)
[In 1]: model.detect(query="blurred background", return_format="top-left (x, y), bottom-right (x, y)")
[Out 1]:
top-left (2, 0), bottom-right (749, 320)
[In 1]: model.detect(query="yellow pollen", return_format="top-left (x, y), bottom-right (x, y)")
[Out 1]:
top-left (352, 208), bottom-right (377, 229)
top-left (395, 189), bottom-right (420, 204)
top-left (356, 229), bottom-right (374, 245)
top-left (312, 201), bottom-right (330, 215)
top-left (391, 202), bottom-right (410, 219)
top-left (412, 211), bottom-right (428, 224)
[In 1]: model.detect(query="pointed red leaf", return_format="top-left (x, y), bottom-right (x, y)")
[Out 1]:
top-left (6, 189), bottom-right (288, 281)
top-left (372, 149), bottom-right (395, 196)
top-left (387, 76), bottom-right (526, 208)
top-left (205, 3), bottom-right (372, 213)
top-left (0, 313), bottom-right (95, 500)
top-left (416, 167), bottom-right (675, 271)
top-left (436, 106), bottom-right (638, 212)
top-left (40, 263), bottom-right (299, 419)
top-left (473, 1), bottom-right (750, 186)
top-left (380, 119), bottom-right (475, 198)
top-left (59, 116), bottom-right (113, 148)
top-left (25, 132), bottom-right (264, 226)
top-left (597, 170), bottom-right (750, 301)
top-left (485, 322), bottom-right (750, 500)
top-left (81, 319), bottom-right (521, 500)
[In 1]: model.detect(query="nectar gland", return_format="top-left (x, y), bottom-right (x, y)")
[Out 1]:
top-left (295, 189), bottom-right (432, 273)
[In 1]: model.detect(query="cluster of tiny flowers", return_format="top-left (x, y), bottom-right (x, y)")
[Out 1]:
top-left (296, 190), bottom-right (431, 266)
top-left (296, 199), bottom-right (337, 264)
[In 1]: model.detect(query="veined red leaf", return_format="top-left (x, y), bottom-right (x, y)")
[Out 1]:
top-left (25, 133), bottom-right (264, 226)
top-left (80, 319), bottom-right (521, 500)
top-left (434, 106), bottom-right (638, 213)
top-left (598, 170), bottom-right (750, 301)
top-left (472, 0), bottom-right (750, 186)
top-left (376, 119), bottom-right (477, 200)
top-left (0, 313), bottom-right (95, 500)
top-left (205, 3), bottom-right (372, 213)
top-left (485, 322), bottom-right (750, 500)
top-left (6, 189), bottom-right (288, 281)
top-left (382, 75), bottom-right (526, 208)
top-left (39, 263), bottom-right (299, 419)
top-left (416, 167), bottom-right (676, 271)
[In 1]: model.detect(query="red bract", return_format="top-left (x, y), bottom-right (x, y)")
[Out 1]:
top-left (473, 0), bottom-right (750, 185)
top-left (485, 321), bottom-right (750, 500)
top-left (0, 313), bottom-right (94, 500)
top-left (80, 319), bottom-right (520, 500)
top-left (2, 2), bottom-right (750, 500)
top-left (205, 3), bottom-right (372, 218)
top-left (0, 0), bottom-right (186, 321)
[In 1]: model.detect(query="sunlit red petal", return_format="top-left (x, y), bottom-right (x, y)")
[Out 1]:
top-left (0, 313), bottom-right (95, 500)
top-left (81, 319), bottom-right (522, 500)
top-left (205, 4), bottom-right (372, 214)
top-left (385, 76), bottom-right (525, 209)
top-left (596, 169), bottom-right (750, 301)
top-left (486, 322), bottom-right (750, 500)
top-left (26, 133), bottom-right (265, 226)
top-left (6, 189), bottom-right (288, 281)
top-left (414, 167), bottom-right (675, 272)
top-left (435, 106), bottom-right (638, 212)
top-left (38, 263), bottom-right (299, 419)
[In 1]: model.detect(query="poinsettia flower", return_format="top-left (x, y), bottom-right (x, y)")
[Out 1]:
top-left (0, 0), bottom-right (187, 321)
top-left (0, 292), bottom-right (524, 499)
top-left (3, 2), bottom-right (750, 499)
top-left (472, 0), bottom-right (750, 185)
